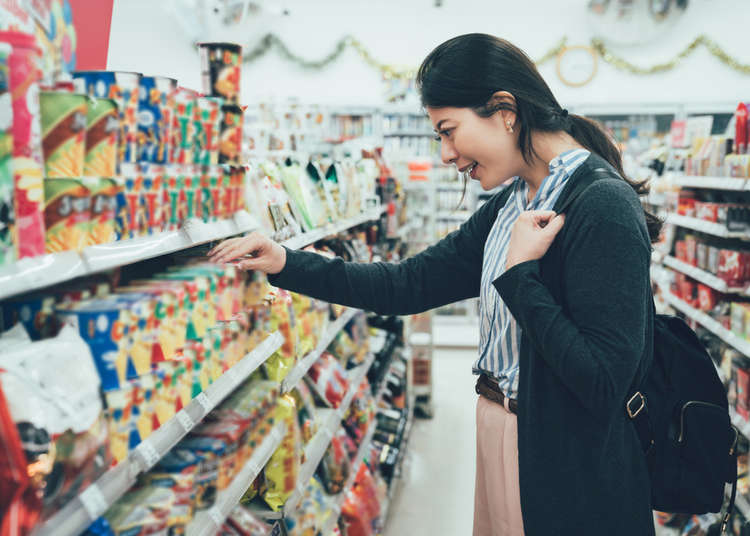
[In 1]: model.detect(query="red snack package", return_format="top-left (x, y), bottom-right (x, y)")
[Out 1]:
top-left (718, 249), bottom-right (743, 287)
top-left (697, 284), bottom-right (719, 312)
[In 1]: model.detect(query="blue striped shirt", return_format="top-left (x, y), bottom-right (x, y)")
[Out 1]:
top-left (474, 149), bottom-right (591, 398)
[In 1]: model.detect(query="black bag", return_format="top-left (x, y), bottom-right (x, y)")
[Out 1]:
top-left (627, 313), bottom-right (739, 531)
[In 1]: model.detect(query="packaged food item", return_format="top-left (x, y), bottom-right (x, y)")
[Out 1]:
top-left (141, 164), bottom-right (165, 234)
top-left (121, 162), bottom-right (146, 237)
top-left (43, 177), bottom-right (90, 252)
top-left (85, 177), bottom-right (118, 246)
top-left (219, 104), bottom-right (243, 165)
top-left (0, 42), bottom-right (14, 266)
top-left (104, 486), bottom-right (175, 535)
top-left (287, 476), bottom-right (332, 536)
top-left (170, 86), bottom-right (198, 164)
top-left (264, 289), bottom-right (299, 382)
top-left (1, 31), bottom-right (46, 259)
top-left (306, 352), bottom-right (350, 408)
top-left (84, 97), bottom-right (119, 177)
top-left (175, 436), bottom-right (224, 510)
top-left (0, 325), bottom-right (110, 525)
top-left (196, 96), bottom-right (222, 166)
top-left (226, 505), bottom-right (273, 536)
top-left (191, 419), bottom-right (246, 490)
top-left (39, 90), bottom-right (87, 177)
top-left (137, 75), bottom-right (176, 164)
top-left (199, 42), bottom-right (242, 105)
top-left (73, 70), bottom-right (142, 167)
top-left (291, 381), bottom-right (318, 444)
top-left (317, 429), bottom-right (351, 494)
top-left (262, 394), bottom-right (301, 511)
top-left (2, 292), bottom-right (59, 340)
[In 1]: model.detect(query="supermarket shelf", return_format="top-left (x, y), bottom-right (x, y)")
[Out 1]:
top-left (187, 421), bottom-right (287, 536)
top-left (735, 490), bottom-right (750, 520)
top-left (673, 175), bottom-right (750, 191)
top-left (281, 206), bottom-right (383, 250)
top-left (254, 352), bottom-right (376, 520)
top-left (380, 397), bottom-right (416, 532)
top-left (34, 331), bottom-right (284, 536)
top-left (319, 421), bottom-right (377, 536)
top-left (729, 406), bottom-right (750, 440)
top-left (437, 210), bottom-right (472, 220)
top-left (665, 213), bottom-right (749, 240)
top-left (661, 292), bottom-right (750, 358)
top-left (281, 308), bottom-right (359, 393)
top-left (662, 255), bottom-right (743, 294)
top-left (0, 211), bottom-right (259, 301)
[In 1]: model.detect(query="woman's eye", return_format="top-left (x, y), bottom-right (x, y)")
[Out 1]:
top-left (434, 129), bottom-right (452, 141)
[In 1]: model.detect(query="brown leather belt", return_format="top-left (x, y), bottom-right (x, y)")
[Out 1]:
top-left (476, 374), bottom-right (518, 415)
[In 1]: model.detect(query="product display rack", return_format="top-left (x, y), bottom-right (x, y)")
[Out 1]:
top-left (664, 213), bottom-right (749, 240)
top-left (280, 206), bottom-right (385, 251)
top-left (662, 255), bottom-right (746, 295)
top-left (0, 211), bottom-right (260, 301)
top-left (186, 421), bottom-right (288, 536)
top-left (33, 331), bottom-right (284, 536)
top-left (672, 174), bottom-right (750, 191)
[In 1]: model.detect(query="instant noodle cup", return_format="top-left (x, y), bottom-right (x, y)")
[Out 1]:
top-left (73, 70), bottom-right (142, 168)
top-left (43, 177), bottom-right (90, 253)
top-left (219, 104), bottom-right (242, 165)
top-left (121, 162), bottom-right (146, 238)
top-left (199, 42), bottom-right (241, 105)
top-left (0, 43), bottom-right (14, 266)
top-left (170, 86), bottom-right (198, 164)
top-left (164, 164), bottom-right (181, 231)
top-left (84, 97), bottom-right (119, 177)
top-left (0, 31), bottom-right (46, 259)
top-left (195, 96), bottom-right (222, 166)
top-left (137, 75), bottom-right (176, 164)
top-left (141, 164), bottom-right (165, 234)
top-left (39, 91), bottom-right (87, 177)
top-left (84, 177), bottom-right (118, 246)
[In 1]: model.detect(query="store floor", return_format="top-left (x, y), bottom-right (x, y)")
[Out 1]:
top-left (385, 347), bottom-right (478, 536)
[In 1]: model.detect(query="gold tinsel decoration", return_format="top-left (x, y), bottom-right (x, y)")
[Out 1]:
top-left (242, 33), bottom-right (750, 80)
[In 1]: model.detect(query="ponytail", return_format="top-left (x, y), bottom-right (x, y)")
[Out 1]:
top-left (567, 114), bottom-right (663, 243)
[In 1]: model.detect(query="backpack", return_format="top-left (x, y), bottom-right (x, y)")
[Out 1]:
top-left (627, 312), bottom-right (739, 532)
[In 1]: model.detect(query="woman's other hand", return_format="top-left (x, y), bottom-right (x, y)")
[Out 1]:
top-left (505, 210), bottom-right (565, 270)
top-left (207, 231), bottom-right (287, 274)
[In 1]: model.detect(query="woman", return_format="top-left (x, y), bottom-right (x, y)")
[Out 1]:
top-left (209, 34), bottom-right (660, 536)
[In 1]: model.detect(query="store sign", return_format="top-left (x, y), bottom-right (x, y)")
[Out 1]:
top-left (23, 0), bottom-right (52, 34)
top-left (670, 120), bottom-right (686, 148)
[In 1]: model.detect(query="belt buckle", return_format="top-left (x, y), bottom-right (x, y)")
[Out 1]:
top-left (626, 392), bottom-right (646, 419)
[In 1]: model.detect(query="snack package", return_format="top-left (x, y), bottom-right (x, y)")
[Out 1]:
top-left (0, 325), bottom-right (110, 525)
top-left (317, 429), bottom-right (352, 494)
top-left (291, 381), bottom-right (318, 445)
top-left (39, 90), bottom-right (87, 177)
top-left (84, 96), bottom-right (119, 177)
top-left (84, 177), bottom-right (118, 246)
top-left (262, 394), bottom-right (301, 511)
top-left (175, 436), bottom-right (225, 510)
top-left (170, 86), bottom-right (198, 165)
top-left (286, 476), bottom-right (333, 536)
top-left (43, 177), bottom-right (91, 252)
top-left (264, 289), bottom-right (299, 382)
top-left (340, 464), bottom-right (381, 536)
top-left (2, 30), bottom-right (46, 259)
top-left (0, 42), bottom-right (14, 266)
top-left (199, 42), bottom-right (242, 105)
top-left (226, 505), bottom-right (273, 536)
top-left (2, 292), bottom-right (59, 340)
top-left (137, 75), bottom-right (176, 164)
top-left (306, 352), bottom-right (350, 408)
top-left (104, 486), bottom-right (176, 536)
top-left (219, 104), bottom-right (243, 165)
top-left (343, 378), bottom-right (375, 444)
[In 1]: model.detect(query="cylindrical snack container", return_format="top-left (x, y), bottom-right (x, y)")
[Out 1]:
top-left (39, 91), bottom-right (87, 178)
top-left (43, 177), bottom-right (91, 253)
top-left (84, 176), bottom-right (118, 246)
top-left (170, 87), bottom-right (198, 165)
top-left (137, 76), bottom-right (177, 164)
top-left (0, 31), bottom-right (46, 259)
top-left (0, 42), bottom-right (15, 265)
top-left (85, 97), bottom-right (119, 177)
top-left (73, 70), bottom-right (142, 168)
top-left (199, 42), bottom-right (241, 105)
top-left (218, 104), bottom-right (242, 165)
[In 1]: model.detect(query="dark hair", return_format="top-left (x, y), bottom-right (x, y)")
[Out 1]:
top-left (416, 33), bottom-right (662, 243)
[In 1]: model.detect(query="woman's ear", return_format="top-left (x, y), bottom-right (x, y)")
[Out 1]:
top-left (488, 90), bottom-right (517, 131)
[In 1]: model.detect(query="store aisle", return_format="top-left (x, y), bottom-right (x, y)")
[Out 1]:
top-left (386, 348), bottom-right (478, 536)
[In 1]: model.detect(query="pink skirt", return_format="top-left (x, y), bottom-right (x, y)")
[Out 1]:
top-left (473, 395), bottom-right (525, 536)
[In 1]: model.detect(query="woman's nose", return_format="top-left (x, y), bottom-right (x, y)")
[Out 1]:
top-left (441, 141), bottom-right (458, 165)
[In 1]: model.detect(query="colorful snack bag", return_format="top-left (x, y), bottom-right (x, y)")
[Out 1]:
top-left (170, 86), bottom-right (198, 164)
top-left (219, 104), bottom-right (243, 165)
top-left (137, 75), bottom-right (176, 164)
top-left (39, 91), bottom-right (87, 177)
top-left (84, 97), bottom-right (119, 177)
top-left (1, 30), bottom-right (46, 259)
top-left (0, 42), bottom-right (14, 266)
top-left (142, 449), bottom-right (199, 514)
top-left (43, 177), bottom-right (90, 253)
top-left (194, 96), bottom-right (223, 166)
top-left (121, 162), bottom-right (145, 238)
top-left (84, 177), bottom-right (118, 246)
top-left (305, 352), bottom-right (349, 409)
top-left (199, 42), bottom-right (242, 105)
top-left (73, 70), bottom-right (142, 168)
top-left (262, 394), bottom-right (300, 511)
top-left (142, 164), bottom-right (165, 234)
top-left (175, 437), bottom-right (225, 510)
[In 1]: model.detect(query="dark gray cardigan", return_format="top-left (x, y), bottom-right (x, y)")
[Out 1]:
top-left (269, 153), bottom-right (655, 535)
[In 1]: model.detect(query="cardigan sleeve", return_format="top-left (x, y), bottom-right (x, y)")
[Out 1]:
top-left (493, 181), bottom-right (651, 422)
top-left (268, 188), bottom-right (508, 316)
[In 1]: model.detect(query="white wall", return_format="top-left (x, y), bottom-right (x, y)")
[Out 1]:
top-left (107, 0), bottom-right (750, 112)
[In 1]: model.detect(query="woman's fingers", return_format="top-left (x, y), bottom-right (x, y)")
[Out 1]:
top-left (542, 214), bottom-right (565, 236)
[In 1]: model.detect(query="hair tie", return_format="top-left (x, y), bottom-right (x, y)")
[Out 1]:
top-left (561, 108), bottom-right (569, 118)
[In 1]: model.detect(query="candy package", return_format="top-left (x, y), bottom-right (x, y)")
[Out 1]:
top-left (306, 352), bottom-right (349, 408)
top-left (317, 428), bottom-right (351, 494)
top-left (262, 394), bottom-right (301, 511)
top-left (225, 505), bottom-right (273, 536)
top-left (0, 325), bottom-right (110, 526)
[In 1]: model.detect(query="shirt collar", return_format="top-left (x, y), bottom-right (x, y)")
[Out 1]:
top-left (514, 148), bottom-right (590, 210)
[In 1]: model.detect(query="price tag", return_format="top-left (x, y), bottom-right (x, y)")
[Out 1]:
top-left (208, 506), bottom-right (224, 526)
top-left (176, 409), bottom-right (195, 432)
top-left (136, 441), bottom-right (160, 470)
top-left (249, 460), bottom-right (262, 475)
top-left (323, 427), bottom-right (334, 441)
top-left (80, 484), bottom-right (108, 520)
top-left (195, 392), bottom-right (212, 413)
top-left (227, 366), bottom-right (240, 385)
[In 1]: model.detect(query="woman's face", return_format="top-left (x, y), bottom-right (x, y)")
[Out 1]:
top-left (426, 105), bottom-right (521, 190)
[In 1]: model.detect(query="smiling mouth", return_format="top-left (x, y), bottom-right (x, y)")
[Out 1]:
top-left (459, 162), bottom-right (478, 174)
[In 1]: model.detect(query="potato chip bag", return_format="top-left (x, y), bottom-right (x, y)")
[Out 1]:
top-left (262, 394), bottom-right (300, 511)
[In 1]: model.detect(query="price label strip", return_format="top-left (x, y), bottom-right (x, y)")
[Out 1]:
top-left (80, 484), bottom-right (108, 521)
top-left (208, 506), bottom-right (224, 527)
top-left (176, 409), bottom-right (195, 433)
top-left (135, 441), bottom-right (160, 470)
top-left (195, 392), bottom-right (212, 413)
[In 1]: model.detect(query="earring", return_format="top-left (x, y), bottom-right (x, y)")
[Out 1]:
top-left (506, 120), bottom-right (514, 133)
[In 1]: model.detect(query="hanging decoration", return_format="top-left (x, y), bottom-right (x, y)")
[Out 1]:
top-left (241, 32), bottom-right (750, 82)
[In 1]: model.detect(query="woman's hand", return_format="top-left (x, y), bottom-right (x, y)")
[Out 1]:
top-left (505, 210), bottom-right (565, 270)
top-left (207, 231), bottom-right (287, 274)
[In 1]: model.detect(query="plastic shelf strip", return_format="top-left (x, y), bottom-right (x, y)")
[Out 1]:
top-left (34, 331), bottom-right (283, 536)
top-left (186, 421), bottom-right (287, 536)
top-left (665, 213), bottom-right (749, 240)
top-left (672, 175), bottom-right (750, 191)
top-left (281, 207), bottom-right (383, 251)
top-left (281, 309), bottom-right (359, 393)
top-left (662, 256), bottom-right (733, 293)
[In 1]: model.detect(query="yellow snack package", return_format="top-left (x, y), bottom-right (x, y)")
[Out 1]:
top-left (262, 394), bottom-right (300, 511)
